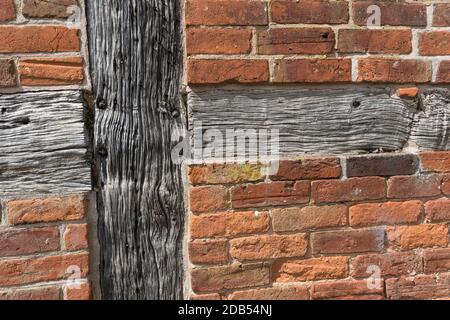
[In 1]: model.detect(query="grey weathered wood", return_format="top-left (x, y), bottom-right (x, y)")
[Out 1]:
top-left (189, 88), bottom-right (450, 156)
top-left (0, 90), bottom-right (91, 196)
top-left (87, 0), bottom-right (184, 299)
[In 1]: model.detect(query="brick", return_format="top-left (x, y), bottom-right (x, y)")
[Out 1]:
top-left (272, 205), bottom-right (347, 232)
top-left (425, 198), bottom-right (450, 222)
top-left (312, 177), bottom-right (385, 204)
top-left (387, 174), bottom-right (441, 199)
top-left (397, 87), bottom-right (419, 98)
top-left (0, 59), bottom-right (17, 87)
top-left (229, 286), bottom-right (308, 300)
top-left (273, 256), bottom-right (348, 282)
top-left (420, 151), bottom-right (450, 172)
top-left (257, 28), bottom-right (334, 55)
top-left (387, 224), bottom-right (449, 250)
top-left (191, 263), bottom-right (270, 292)
top-left (358, 58), bottom-right (431, 83)
top-left (312, 279), bottom-right (384, 300)
top-left (189, 239), bottom-right (229, 265)
top-left (271, 0), bottom-right (348, 24)
top-left (188, 59), bottom-right (269, 84)
top-left (0, 26), bottom-right (80, 53)
top-left (386, 274), bottom-right (450, 300)
top-left (186, 28), bottom-right (252, 55)
top-left (19, 57), bottom-right (84, 86)
top-left (442, 175), bottom-right (450, 196)
top-left (7, 194), bottom-right (86, 225)
top-left (0, 226), bottom-right (60, 257)
top-left (0, 0), bottom-right (16, 21)
top-left (346, 154), bottom-right (419, 177)
top-left (189, 163), bottom-right (263, 186)
top-left (191, 293), bottom-right (222, 300)
top-left (64, 224), bottom-right (88, 251)
top-left (436, 61), bottom-right (450, 83)
top-left (22, 0), bottom-right (78, 19)
top-left (189, 186), bottom-right (229, 213)
top-left (424, 248), bottom-right (450, 273)
top-left (351, 252), bottom-right (419, 278)
top-left (190, 211), bottom-right (270, 239)
top-left (419, 32), bottom-right (450, 56)
top-left (230, 234), bottom-right (308, 261)
top-left (338, 29), bottom-right (411, 54)
top-left (0, 252), bottom-right (89, 287)
top-left (0, 287), bottom-right (61, 300)
top-left (434, 3), bottom-right (450, 27)
top-left (185, 0), bottom-right (268, 26)
top-left (349, 201), bottom-right (422, 227)
top-left (270, 158), bottom-right (341, 181)
top-left (231, 181), bottom-right (309, 209)
top-left (65, 282), bottom-right (92, 300)
top-left (273, 59), bottom-right (351, 83)
top-left (353, 1), bottom-right (426, 27)
top-left (312, 228), bottom-right (385, 255)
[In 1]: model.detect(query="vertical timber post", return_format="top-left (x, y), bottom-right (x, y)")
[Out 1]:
top-left (86, 0), bottom-right (185, 299)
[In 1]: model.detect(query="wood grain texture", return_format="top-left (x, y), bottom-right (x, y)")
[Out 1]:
top-left (189, 88), bottom-right (450, 155)
top-left (0, 90), bottom-right (91, 196)
top-left (87, 0), bottom-right (185, 299)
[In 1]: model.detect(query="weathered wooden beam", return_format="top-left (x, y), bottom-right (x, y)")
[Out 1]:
top-left (0, 90), bottom-right (91, 196)
top-left (86, 0), bottom-right (185, 299)
top-left (189, 88), bottom-right (450, 155)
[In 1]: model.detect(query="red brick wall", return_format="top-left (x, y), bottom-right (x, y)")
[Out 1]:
top-left (185, 0), bottom-right (450, 300)
top-left (0, 0), bottom-right (91, 300)
top-left (187, 153), bottom-right (450, 300)
top-left (0, 0), bottom-right (86, 89)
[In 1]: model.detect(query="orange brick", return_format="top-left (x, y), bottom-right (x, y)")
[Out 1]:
top-left (191, 293), bottom-right (222, 300)
top-left (420, 151), bottom-right (450, 172)
top-left (387, 175), bottom-right (441, 199)
top-left (0, 0), bottom-right (16, 21)
top-left (270, 158), bottom-right (341, 181)
top-left (189, 186), bottom-right (229, 213)
top-left (190, 211), bottom-right (270, 239)
top-left (434, 3), bottom-right (450, 27)
top-left (436, 61), bottom-right (450, 83)
top-left (189, 239), bottom-right (229, 265)
top-left (0, 253), bottom-right (89, 287)
top-left (64, 224), bottom-right (88, 251)
top-left (338, 29), bottom-right (411, 54)
top-left (425, 198), bottom-right (450, 222)
top-left (0, 226), bottom-right (60, 257)
top-left (231, 181), bottom-right (309, 209)
top-left (230, 234), bottom-right (308, 261)
top-left (397, 87), bottom-right (419, 98)
top-left (0, 287), bottom-right (61, 300)
top-left (191, 263), bottom-right (270, 293)
top-left (349, 201), bottom-right (422, 227)
top-left (19, 57), bottom-right (84, 86)
top-left (351, 252), bottom-right (419, 278)
top-left (65, 282), bottom-right (92, 300)
top-left (257, 28), bottom-right (334, 55)
top-left (188, 59), bottom-right (269, 84)
top-left (312, 228), bottom-right (385, 255)
top-left (420, 32), bottom-right (450, 56)
top-left (424, 248), bottom-right (450, 273)
top-left (272, 205), bottom-right (347, 232)
top-left (273, 256), bottom-right (349, 282)
top-left (312, 279), bottom-right (384, 300)
top-left (185, 0), bottom-right (268, 26)
top-left (273, 59), bottom-right (351, 83)
top-left (186, 28), bottom-right (252, 55)
top-left (271, 0), bottom-right (348, 24)
top-left (312, 177), bottom-right (385, 204)
top-left (358, 58), bottom-right (431, 83)
top-left (386, 274), bottom-right (450, 300)
top-left (0, 26), bottom-right (80, 53)
top-left (7, 194), bottom-right (87, 225)
top-left (387, 224), bottom-right (449, 250)
top-left (229, 286), bottom-right (308, 300)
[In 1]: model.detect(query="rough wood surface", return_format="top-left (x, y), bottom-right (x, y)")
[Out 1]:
top-left (0, 90), bottom-right (91, 196)
top-left (189, 88), bottom-right (450, 155)
top-left (87, 0), bottom-right (185, 299)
